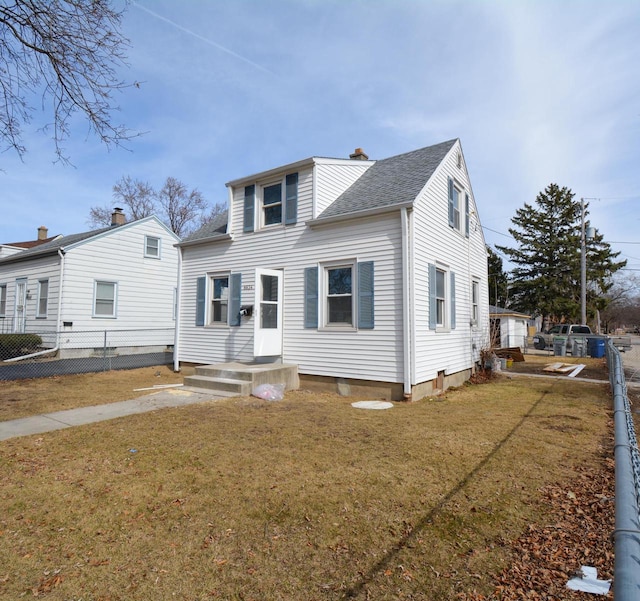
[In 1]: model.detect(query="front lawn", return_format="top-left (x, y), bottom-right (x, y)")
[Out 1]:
top-left (0, 375), bottom-right (612, 599)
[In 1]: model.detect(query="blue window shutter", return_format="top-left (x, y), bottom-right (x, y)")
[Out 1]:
top-left (357, 261), bottom-right (374, 329)
top-left (243, 185), bottom-right (255, 233)
top-left (428, 263), bottom-right (436, 330)
top-left (229, 273), bottom-right (242, 326)
top-left (195, 277), bottom-right (206, 326)
top-left (448, 177), bottom-right (454, 228)
top-left (465, 193), bottom-right (470, 238)
top-left (450, 271), bottom-right (456, 329)
top-left (304, 266), bottom-right (318, 328)
top-left (285, 172), bottom-right (298, 225)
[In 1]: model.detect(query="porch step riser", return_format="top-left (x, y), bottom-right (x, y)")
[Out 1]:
top-left (183, 375), bottom-right (252, 395)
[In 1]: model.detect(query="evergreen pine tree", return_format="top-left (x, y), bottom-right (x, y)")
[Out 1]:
top-left (496, 183), bottom-right (626, 324)
top-left (487, 247), bottom-right (509, 307)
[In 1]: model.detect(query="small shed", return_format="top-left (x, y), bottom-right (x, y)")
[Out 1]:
top-left (489, 305), bottom-right (531, 350)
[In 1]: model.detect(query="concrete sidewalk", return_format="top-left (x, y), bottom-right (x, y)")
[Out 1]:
top-left (0, 387), bottom-right (229, 442)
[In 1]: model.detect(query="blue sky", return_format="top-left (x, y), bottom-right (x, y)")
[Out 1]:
top-left (2, 0), bottom-right (639, 275)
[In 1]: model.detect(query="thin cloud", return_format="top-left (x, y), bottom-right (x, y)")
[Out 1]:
top-left (131, 1), bottom-right (275, 75)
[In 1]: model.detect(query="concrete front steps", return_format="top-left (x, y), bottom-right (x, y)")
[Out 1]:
top-left (183, 362), bottom-right (299, 396)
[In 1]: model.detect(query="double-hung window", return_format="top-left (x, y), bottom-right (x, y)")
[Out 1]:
top-left (210, 275), bottom-right (229, 324)
top-left (303, 261), bottom-right (374, 330)
top-left (0, 284), bottom-right (6, 316)
top-left (145, 236), bottom-right (160, 258)
top-left (448, 177), bottom-right (470, 237)
top-left (471, 280), bottom-right (480, 325)
top-left (244, 173), bottom-right (298, 232)
top-left (429, 263), bottom-right (456, 331)
top-left (37, 279), bottom-right (49, 318)
top-left (262, 182), bottom-right (283, 226)
top-left (94, 281), bottom-right (117, 317)
top-left (435, 268), bottom-right (446, 327)
top-left (326, 264), bottom-right (354, 325)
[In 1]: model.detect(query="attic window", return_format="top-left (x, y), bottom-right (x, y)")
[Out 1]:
top-left (457, 152), bottom-right (462, 168)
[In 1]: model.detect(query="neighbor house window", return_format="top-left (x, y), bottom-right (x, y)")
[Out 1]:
top-left (145, 236), bottom-right (160, 258)
top-left (94, 281), bottom-right (117, 317)
top-left (210, 275), bottom-right (229, 324)
top-left (0, 284), bottom-right (6, 316)
top-left (472, 280), bottom-right (480, 325)
top-left (326, 264), bottom-right (354, 326)
top-left (37, 279), bottom-right (49, 318)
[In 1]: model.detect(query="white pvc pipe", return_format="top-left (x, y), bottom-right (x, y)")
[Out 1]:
top-left (5, 347), bottom-right (58, 363)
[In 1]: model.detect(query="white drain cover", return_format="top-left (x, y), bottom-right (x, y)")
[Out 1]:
top-left (351, 400), bottom-right (394, 410)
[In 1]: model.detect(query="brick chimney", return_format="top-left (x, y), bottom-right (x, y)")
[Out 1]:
top-left (349, 147), bottom-right (369, 160)
top-left (111, 207), bottom-right (126, 226)
top-left (37, 226), bottom-right (48, 240)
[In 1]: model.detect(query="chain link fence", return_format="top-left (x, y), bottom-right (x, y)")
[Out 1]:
top-left (606, 340), bottom-right (640, 599)
top-left (0, 328), bottom-right (174, 381)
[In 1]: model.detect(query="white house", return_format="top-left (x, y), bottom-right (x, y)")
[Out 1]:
top-left (175, 139), bottom-right (490, 400)
top-left (0, 211), bottom-right (180, 357)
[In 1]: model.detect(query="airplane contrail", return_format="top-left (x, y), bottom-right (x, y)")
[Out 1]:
top-left (132, 2), bottom-right (275, 75)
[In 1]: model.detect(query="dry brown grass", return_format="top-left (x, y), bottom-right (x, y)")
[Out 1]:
top-left (0, 369), bottom-right (612, 600)
top-left (0, 365), bottom-right (195, 422)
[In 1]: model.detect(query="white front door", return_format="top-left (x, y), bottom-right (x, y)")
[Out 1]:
top-left (14, 278), bottom-right (27, 333)
top-left (254, 268), bottom-right (283, 357)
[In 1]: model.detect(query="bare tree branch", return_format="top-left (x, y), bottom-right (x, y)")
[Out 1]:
top-left (0, 0), bottom-right (136, 162)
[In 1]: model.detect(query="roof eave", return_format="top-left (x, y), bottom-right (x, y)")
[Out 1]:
top-left (177, 233), bottom-right (232, 248)
top-left (308, 201), bottom-right (414, 228)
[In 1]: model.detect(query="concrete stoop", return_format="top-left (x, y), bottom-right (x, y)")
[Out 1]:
top-left (183, 362), bottom-right (299, 396)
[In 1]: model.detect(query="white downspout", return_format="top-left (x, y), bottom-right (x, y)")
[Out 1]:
top-left (55, 249), bottom-right (65, 349)
top-left (173, 246), bottom-right (183, 372)
top-left (401, 207), bottom-right (413, 399)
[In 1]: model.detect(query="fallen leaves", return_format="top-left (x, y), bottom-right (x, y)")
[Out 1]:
top-left (458, 452), bottom-right (615, 600)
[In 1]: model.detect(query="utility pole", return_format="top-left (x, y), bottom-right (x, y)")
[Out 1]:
top-left (581, 197), bottom-right (586, 325)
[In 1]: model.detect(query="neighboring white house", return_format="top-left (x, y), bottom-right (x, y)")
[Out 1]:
top-left (489, 305), bottom-right (532, 349)
top-left (0, 211), bottom-right (180, 357)
top-left (176, 139), bottom-right (490, 400)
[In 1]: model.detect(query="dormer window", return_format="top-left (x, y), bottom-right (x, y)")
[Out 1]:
top-left (243, 173), bottom-right (298, 232)
top-left (262, 182), bottom-right (283, 226)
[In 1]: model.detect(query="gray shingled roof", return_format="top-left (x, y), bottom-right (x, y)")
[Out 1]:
top-left (318, 139), bottom-right (457, 220)
top-left (183, 210), bottom-right (229, 243)
top-left (0, 224), bottom-right (119, 265)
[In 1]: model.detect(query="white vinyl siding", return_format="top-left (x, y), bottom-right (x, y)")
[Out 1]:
top-left (179, 205), bottom-right (402, 384)
top-left (414, 141), bottom-right (489, 384)
top-left (0, 255), bottom-right (60, 341)
top-left (314, 161), bottom-right (373, 217)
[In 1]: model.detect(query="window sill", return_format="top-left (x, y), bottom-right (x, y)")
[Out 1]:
top-left (319, 325), bottom-right (357, 332)
top-left (144, 255), bottom-right (161, 260)
top-left (36, 316), bottom-right (48, 319)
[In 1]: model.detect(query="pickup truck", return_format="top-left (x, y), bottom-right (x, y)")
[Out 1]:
top-left (532, 324), bottom-right (592, 350)
top-left (533, 324), bottom-right (633, 352)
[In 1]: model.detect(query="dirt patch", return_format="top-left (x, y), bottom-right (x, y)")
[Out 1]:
top-left (504, 353), bottom-right (609, 382)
